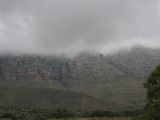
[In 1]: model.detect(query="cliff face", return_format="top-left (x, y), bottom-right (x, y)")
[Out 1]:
top-left (0, 56), bottom-right (71, 88)
top-left (0, 48), bottom-right (159, 88)
top-left (0, 47), bottom-right (160, 111)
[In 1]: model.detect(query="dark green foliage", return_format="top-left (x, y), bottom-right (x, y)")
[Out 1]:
top-left (0, 106), bottom-right (139, 120)
top-left (135, 65), bottom-right (160, 120)
top-left (0, 113), bottom-right (17, 120)
top-left (50, 108), bottom-right (74, 118)
top-left (145, 65), bottom-right (160, 103)
top-left (90, 111), bottom-right (113, 117)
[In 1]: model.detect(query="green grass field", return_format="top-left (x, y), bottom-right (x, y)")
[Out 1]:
top-left (48, 117), bottom-right (131, 120)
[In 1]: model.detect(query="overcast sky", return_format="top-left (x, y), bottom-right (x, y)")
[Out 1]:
top-left (0, 0), bottom-right (160, 55)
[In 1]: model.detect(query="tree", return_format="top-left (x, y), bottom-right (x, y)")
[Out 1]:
top-left (136, 65), bottom-right (160, 120)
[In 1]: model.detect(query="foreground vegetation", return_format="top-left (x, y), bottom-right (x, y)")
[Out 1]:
top-left (0, 107), bottom-right (138, 120)
top-left (135, 65), bottom-right (160, 120)
top-left (48, 117), bottom-right (131, 120)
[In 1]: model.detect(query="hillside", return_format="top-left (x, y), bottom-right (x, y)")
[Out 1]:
top-left (0, 86), bottom-right (107, 111)
top-left (0, 47), bottom-right (160, 112)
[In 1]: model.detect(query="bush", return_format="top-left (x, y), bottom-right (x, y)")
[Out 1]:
top-left (135, 65), bottom-right (160, 120)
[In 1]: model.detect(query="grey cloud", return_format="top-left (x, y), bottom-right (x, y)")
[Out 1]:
top-left (0, 0), bottom-right (160, 55)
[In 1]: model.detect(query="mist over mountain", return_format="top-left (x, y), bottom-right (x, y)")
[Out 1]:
top-left (1, 0), bottom-right (160, 55)
top-left (0, 47), bottom-right (160, 112)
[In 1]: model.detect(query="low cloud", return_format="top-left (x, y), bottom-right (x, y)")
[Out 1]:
top-left (0, 0), bottom-right (160, 55)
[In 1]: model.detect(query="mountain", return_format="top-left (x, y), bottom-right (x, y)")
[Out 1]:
top-left (68, 47), bottom-right (160, 111)
top-left (0, 47), bottom-right (160, 112)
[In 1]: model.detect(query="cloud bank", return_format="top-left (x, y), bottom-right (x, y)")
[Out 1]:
top-left (0, 0), bottom-right (160, 55)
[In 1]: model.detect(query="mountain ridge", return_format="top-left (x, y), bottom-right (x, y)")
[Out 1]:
top-left (0, 47), bottom-right (160, 112)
